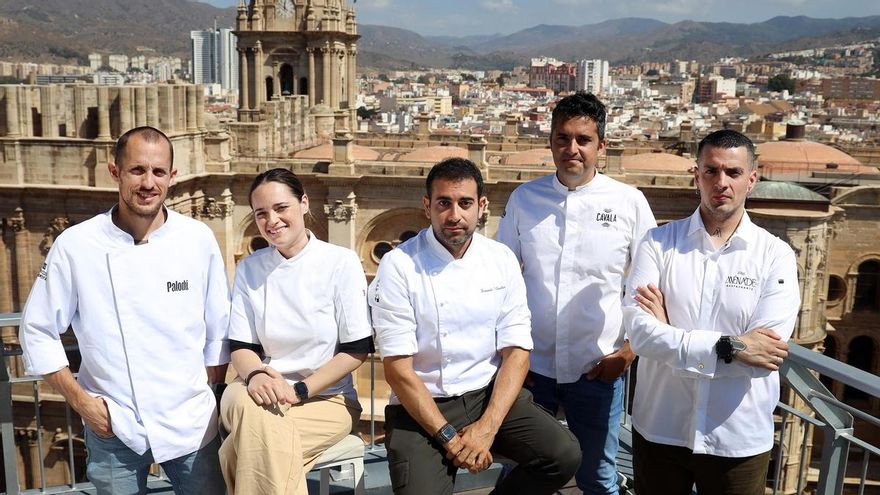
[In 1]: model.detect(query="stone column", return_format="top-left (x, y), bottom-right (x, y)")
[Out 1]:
top-left (196, 86), bottom-right (206, 131)
top-left (323, 190), bottom-right (357, 250)
top-left (120, 86), bottom-right (133, 132)
top-left (468, 134), bottom-right (488, 178)
top-left (347, 47), bottom-right (357, 109)
top-left (255, 41), bottom-right (264, 109)
top-left (605, 140), bottom-right (624, 174)
top-left (272, 61), bottom-right (281, 99)
top-left (9, 208), bottom-right (30, 312)
top-left (330, 130), bottom-right (354, 175)
top-left (146, 86), bottom-right (159, 128)
top-left (0, 226), bottom-right (11, 315)
top-left (97, 86), bottom-right (111, 139)
top-left (158, 86), bottom-right (173, 132)
top-left (39, 86), bottom-right (57, 137)
top-left (135, 86), bottom-right (147, 127)
top-left (322, 44), bottom-right (331, 105)
top-left (5, 86), bottom-right (20, 137)
top-left (73, 86), bottom-right (86, 138)
top-left (330, 48), bottom-right (340, 108)
top-left (239, 48), bottom-right (250, 110)
top-left (20, 87), bottom-right (33, 137)
top-left (308, 47), bottom-right (316, 107)
top-left (186, 85), bottom-right (198, 132)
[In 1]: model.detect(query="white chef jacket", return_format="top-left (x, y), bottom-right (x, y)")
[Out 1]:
top-left (623, 209), bottom-right (799, 457)
top-left (369, 228), bottom-right (533, 404)
top-left (20, 207), bottom-right (230, 463)
top-left (228, 234), bottom-right (371, 402)
top-left (496, 172), bottom-right (656, 383)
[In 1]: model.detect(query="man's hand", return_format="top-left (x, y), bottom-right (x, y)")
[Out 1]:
top-left (586, 341), bottom-right (635, 384)
top-left (246, 367), bottom-right (297, 406)
top-left (736, 327), bottom-right (789, 371)
top-left (206, 364), bottom-right (228, 385)
top-left (635, 283), bottom-right (668, 324)
top-left (445, 420), bottom-right (495, 473)
top-left (82, 396), bottom-right (113, 437)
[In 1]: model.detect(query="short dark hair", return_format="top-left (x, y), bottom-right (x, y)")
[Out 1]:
top-left (551, 91), bottom-right (607, 141)
top-left (425, 158), bottom-right (484, 199)
top-left (697, 129), bottom-right (758, 170)
top-left (113, 126), bottom-right (174, 169)
top-left (249, 168), bottom-right (306, 207)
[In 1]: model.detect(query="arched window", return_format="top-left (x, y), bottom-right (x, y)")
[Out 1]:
top-left (844, 336), bottom-right (874, 401)
top-left (854, 260), bottom-right (880, 310)
top-left (265, 76), bottom-right (274, 101)
top-left (280, 64), bottom-right (294, 95)
top-left (827, 275), bottom-right (846, 303)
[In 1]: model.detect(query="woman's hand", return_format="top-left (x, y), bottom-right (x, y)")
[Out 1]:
top-left (246, 366), bottom-right (296, 406)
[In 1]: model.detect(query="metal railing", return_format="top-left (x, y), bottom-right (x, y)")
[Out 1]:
top-left (1, 311), bottom-right (879, 494)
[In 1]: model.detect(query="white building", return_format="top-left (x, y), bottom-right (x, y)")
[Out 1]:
top-left (88, 53), bottom-right (103, 72)
top-left (576, 59), bottom-right (609, 95)
top-left (190, 27), bottom-right (238, 91)
top-left (108, 54), bottom-right (129, 73)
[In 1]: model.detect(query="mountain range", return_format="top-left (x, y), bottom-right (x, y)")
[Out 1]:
top-left (0, 0), bottom-right (878, 71)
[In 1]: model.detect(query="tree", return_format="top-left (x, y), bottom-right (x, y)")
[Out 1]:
top-left (768, 74), bottom-right (795, 93)
top-left (377, 73), bottom-right (390, 82)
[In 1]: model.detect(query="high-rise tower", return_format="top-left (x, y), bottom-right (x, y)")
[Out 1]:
top-left (234, 0), bottom-right (358, 124)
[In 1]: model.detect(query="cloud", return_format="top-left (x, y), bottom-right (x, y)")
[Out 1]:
top-left (481, 0), bottom-right (516, 11)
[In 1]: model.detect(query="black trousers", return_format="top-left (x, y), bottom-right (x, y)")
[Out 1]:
top-left (384, 386), bottom-right (581, 495)
top-left (633, 429), bottom-right (771, 495)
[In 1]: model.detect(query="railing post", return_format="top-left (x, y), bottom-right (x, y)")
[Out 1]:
top-left (0, 327), bottom-right (21, 494)
top-left (779, 356), bottom-right (852, 495)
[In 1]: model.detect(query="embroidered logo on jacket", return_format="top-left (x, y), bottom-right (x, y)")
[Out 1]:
top-left (596, 208), bottom-right (617, 227)
top-left (167, 280), bottom-right (190, 292)
top-left (725, 271), bottom-right (758, 291)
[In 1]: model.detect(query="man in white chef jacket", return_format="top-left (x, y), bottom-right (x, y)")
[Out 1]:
top-left (496, 91), bottom-right (655, 494)
top-left (623, 129), bottom-right (799, 494)
top-left (370, 158), bottom-right (580, 495)
top-left (19, 126), bottom-right (229, 494)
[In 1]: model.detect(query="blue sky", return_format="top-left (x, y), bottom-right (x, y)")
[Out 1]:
top-left (198, 0), bottom-right (880, 36)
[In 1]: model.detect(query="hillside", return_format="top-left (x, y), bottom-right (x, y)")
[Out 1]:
top-left (0, 0), bottom-right (235, 64)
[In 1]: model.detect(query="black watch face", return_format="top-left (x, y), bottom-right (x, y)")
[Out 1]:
top-left (438, 424), bottom-right (456, 443)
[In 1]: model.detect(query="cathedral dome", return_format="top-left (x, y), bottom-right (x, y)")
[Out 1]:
top-left (502, 148), bottom-right (554, 167)
top-left (621, 152), bottom-right (695, 173)
top-left (757, 140), bottom-right (873, 175)
top-left (399, 145), bottom-right (468, 163)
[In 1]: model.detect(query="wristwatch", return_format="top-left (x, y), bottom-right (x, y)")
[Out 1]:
top-left (434, 423), bottom-right (457, 445)
top-left (294, 381), bottom-right (309, 401)
top-left (716, 336), bottom-right (747, 364)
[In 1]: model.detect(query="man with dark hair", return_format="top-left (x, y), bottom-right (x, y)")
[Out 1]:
top-left (624, 129), bottom-right (798, 494)
top-left (497, 91), bottom-right (656, 494)
top-left (19, 126), bottom-right (229, 494)
top-left (370, 158), bottom-right (580, 495)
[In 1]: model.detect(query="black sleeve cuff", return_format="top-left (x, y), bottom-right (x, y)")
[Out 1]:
top-left (230, 339), bottom-right (265, 358)
top-left (338, 335), bottom-right (375, 354)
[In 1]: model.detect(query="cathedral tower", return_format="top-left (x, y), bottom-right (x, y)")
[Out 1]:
top-left (234, 0), bottom-right (358, 124)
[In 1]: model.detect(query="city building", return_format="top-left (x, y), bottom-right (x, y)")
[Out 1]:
top-left (575, 59), bottom-right (609, 95)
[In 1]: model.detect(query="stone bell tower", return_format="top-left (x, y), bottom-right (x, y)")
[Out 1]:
top-left (234, 0), bottom-right (358, 125)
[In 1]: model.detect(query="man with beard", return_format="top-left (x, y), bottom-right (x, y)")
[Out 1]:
top-left (369, 158), bottom-right (580, 495)
top-left (20, 126), bottom-right (229, 494)
top-left (497, 91), bottom-right (655, 494)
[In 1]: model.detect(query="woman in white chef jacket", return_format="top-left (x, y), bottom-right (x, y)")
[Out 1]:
top-left (218, 168), bottom-right (373, 495)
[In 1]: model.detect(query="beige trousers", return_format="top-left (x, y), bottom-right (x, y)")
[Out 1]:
top-left (219, 379), bottom-right (361, 495)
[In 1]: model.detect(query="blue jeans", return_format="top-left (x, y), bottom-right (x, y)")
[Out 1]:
top-left (526, 372), bottom-right (623, 495)
top-left (85, 427), bottom-right (225, 495)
